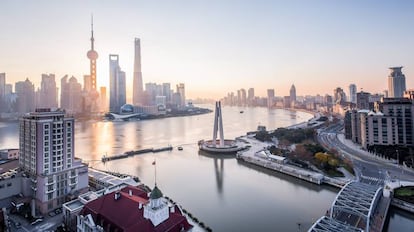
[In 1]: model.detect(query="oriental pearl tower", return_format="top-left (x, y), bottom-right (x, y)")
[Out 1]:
top-left (87, 16), bottom-right (98, 92)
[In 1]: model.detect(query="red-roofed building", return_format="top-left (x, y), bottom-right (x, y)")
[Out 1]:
top-left (77, 185), bottom-right (193, 232)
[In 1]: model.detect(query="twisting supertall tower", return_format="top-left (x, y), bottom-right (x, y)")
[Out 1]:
top-left (133, 38), bottom-right (144, 105)
top-left (87, 16), bottom-right (98, 91)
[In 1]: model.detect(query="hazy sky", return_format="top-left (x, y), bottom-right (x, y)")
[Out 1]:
top-left (1, 0), bottom-right (413, 99)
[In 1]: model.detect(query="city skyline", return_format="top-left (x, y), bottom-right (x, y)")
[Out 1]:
top-left (1, 1), bottom-right (413, 99)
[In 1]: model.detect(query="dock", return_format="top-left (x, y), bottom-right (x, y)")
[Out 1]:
top-left (102, 145), bottom-right (173, 162)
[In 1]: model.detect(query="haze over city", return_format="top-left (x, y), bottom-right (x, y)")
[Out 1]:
top-left (1, 0), bottom-right (414, 99)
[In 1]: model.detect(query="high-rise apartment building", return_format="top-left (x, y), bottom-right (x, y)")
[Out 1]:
top-left (349, 84), bottom-right (357, 103)
top-left (19, 109), bottom-right (88, 213)
top-left (38, 74), bottom-right (58, 109)
top-left (133, 38), bottom-right (144, 106)
top-left (388, 67), bottom-right (406, 98)
top-left (109, 55), bottom-right (126, 112)
top-left (15, 78), bottom-right (35, 114)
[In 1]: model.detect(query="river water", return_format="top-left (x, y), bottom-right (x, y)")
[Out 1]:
top-left (0, 105), bottom-right (413, 231)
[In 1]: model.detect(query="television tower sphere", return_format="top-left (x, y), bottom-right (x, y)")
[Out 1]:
top-left (87, 49), bottom-right (98, 60)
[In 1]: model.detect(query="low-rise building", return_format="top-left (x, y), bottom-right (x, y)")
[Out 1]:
top-left (77, 185), bottom-right (193, 232)
top-left (0, 149), bottom-right (19, 160)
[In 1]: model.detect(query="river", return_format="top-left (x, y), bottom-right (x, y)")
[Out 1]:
top-left (0, 105), bottom-right (413, 231)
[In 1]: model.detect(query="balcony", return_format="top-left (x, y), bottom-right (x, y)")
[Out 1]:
top-left (45, 187), bottom-right (55, 194)
top-left (45, 181), bottom-right (56, 186)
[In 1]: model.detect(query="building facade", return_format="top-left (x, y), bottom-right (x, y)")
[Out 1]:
top-left (19, 109), bottom-right (88, 213)
top-left (360, 111), bottom-right (398, 148)
top-left (378, 98), bottom-right (414, 146)
top-left (388, 67), bottom-right (406, 98)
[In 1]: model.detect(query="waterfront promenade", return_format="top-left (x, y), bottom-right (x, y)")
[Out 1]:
top-left (236, 134), bottom-right (351, 188)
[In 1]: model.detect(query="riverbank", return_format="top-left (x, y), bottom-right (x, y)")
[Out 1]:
top-left (236, 134), bottom-right (352, 188)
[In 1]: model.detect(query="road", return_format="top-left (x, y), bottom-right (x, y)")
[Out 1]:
top-left (317, 121), bottom-right (414, 185)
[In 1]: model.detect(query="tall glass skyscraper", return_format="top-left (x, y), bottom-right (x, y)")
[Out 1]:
top-left (133, 38), bottom-right (144, 106)
top-left (109, 55), bottom-right (126, 113)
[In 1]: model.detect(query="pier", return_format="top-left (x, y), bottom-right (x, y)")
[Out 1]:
top-left (101, 145), bottom-right (173, 162)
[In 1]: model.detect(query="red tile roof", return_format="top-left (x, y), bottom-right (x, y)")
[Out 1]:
top-left (80, 185), bottom-right (193, 232)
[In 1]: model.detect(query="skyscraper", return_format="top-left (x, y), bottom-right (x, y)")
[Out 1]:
top-left (39, 74), bottom-right (58, 109)
top-left (0, 73), bottom-right (5, 98)
top-left (267, 89), bottom-right (275, 108)
top-left (19, 109), bottom-right (88, 214)
top-left (176, 83), bottom-right (186, 108)
top-left (349, 84), bottom-right (357, 103)
top-left (15, 78), bottom-right (35, 114)
top-left (133, 38), bottom-right (144, 106)
top-left (247, 88), bottom-right (254, 106)
top-left (290, 84), bottom-right (296, 103)
top-left (388, 67), bottom-right (406, 98)
top-left (109, 54), bottom-right (126, 112)
top-left (333, 87), bottom-right (346, 105)
top-left (61, 75), bottom-right (82, 114)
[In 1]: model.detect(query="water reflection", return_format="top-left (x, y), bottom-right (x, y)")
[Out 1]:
top-left (198, 151), bottom-right (235, 194)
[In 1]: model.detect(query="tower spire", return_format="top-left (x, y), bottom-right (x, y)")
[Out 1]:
top-left (90, 14), bottom-right (95, 50)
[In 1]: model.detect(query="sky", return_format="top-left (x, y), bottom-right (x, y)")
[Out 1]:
top-left (1, 0), bottom-right (413, 100)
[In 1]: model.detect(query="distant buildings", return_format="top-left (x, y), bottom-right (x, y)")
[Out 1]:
top-left (356, 91), bottom-right (370, 110)
top-left (38, 74), bottom-right (58, 109)
top-left (247, 88), bottom-right (255, 106)
top-left (349, 84), bottom-right (357, 104)
top-left (267, 89), bottom-right (275, 108)
top-left (15, 78), bottom-right (35, 114)
top-left (133, 38), bottom-right (144, 106)
top-left (388, 67), bottom-right (406, 98)
top-left (0, 73), bottom-right (5, 98)
top-left (109, 54), bottom-right (126, 113)
top-left (333, 87), bottom-right (346, 105)
top-left (176, 83), bottom-right (186, 108)
top-left (60, 75), bottom-right (82, 114)
top-left (290, 84), bottom-right (296, 107)
top-left (19, 108), bottom-right (88, 214)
